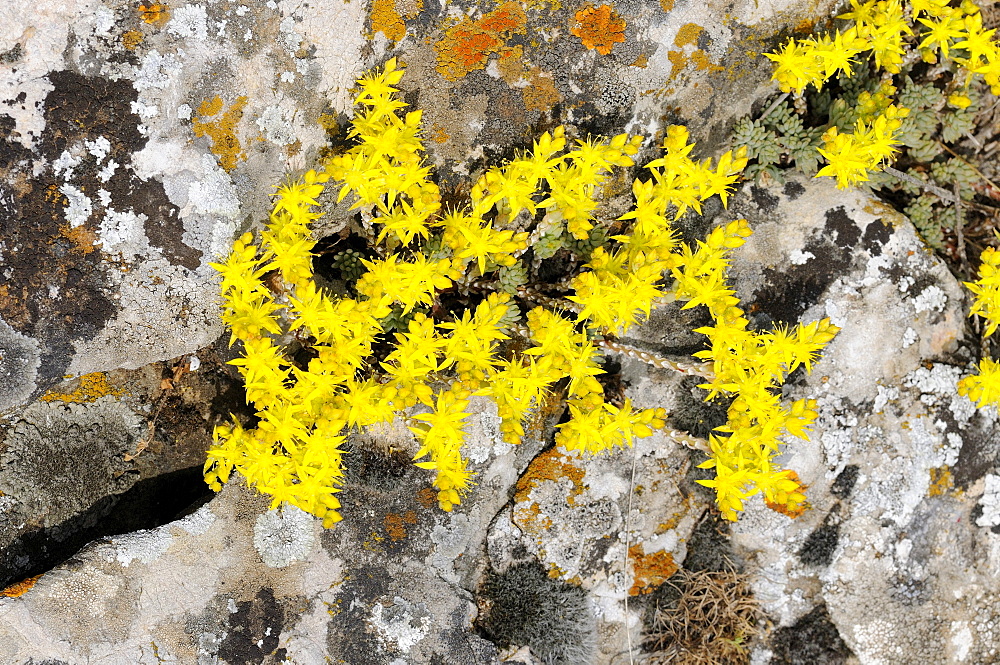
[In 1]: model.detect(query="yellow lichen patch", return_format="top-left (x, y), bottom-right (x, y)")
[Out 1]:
top-left (523, 68), bottom-right (562, 113)
top-left (928, 466), bottom-right (956, 497)
top-left (61, 224), bottom-right (99, 254)
top-left (370, 0), bottom-right (406, 42)
top-left (665, 23), bottom-right (724, 77)
top-left (191, 96), bottom-right (249, 172)
top-left (628, 544), bottom-right (677, 596)
top-left (674, 23), bottom-right (703, 48)
top-left (667, 50), bottom-right (687, 77)
top-left (571, 4), bottom-right (626, 55)
top-left (496, 45), bottom-right (526, 85)
top-left (631, 53), bottom-right (648, 68)
top-left (514, 448), bottom-right (587, 506)
top-left (0, 574), bottom-right (42, 598)
top-left (40, 372), bottom-right (125, 404)
top-left (430, 123), bottom-right (450, 143)
top-left (384, 510), bottom-right (418, 540)
top-left (122, 30), bottom-right (144, 50)
top-left (138, 3), bottom-right (169, 25)
top-left (659, 0), bottom-right (675, 11)
top-left (434, 1), bottom-right (527, 81)
top-left (690, 49), bottom-right (724, 73)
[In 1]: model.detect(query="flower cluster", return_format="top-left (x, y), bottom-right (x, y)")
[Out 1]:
top-left (670, 218), bottom-right (841, 519)
top-left (206, 58), bottom-right (835, 525)
top-left (764, 0), bottom-right (1000, 187)
top-left (959, 237), bottom-right (1000, 408)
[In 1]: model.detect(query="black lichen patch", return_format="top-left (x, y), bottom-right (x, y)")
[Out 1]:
top-left (131, 173), bottom-right (201, 270)
top-left (798, 517), bottom-right (840, 567)
top-left (750, 184), bottom-right (780, 212)
top-left (749, 208), bottom-right (857, 328)
top-left (0, 113), bottom-right (31, 169)
top-left (38, 71), bottom-right (145, 161)
top-left (951, 415), bottom-right (1000, 489)
top-left (0, 76), bottom-right (113, 379)
top-left (0, 70), bottom-right (203, 386)
top-left (218, 588), bottom-right (286, 665)
top-left (783, 180), bottom-right (806, 200)
top-left (322, 567), bottom-right (403, 664)
top-left (770, 604), bottom-right (854, 665)
top-left (476, 560), bottom-right (596, 665)
top-left (829, 465), bottom-right (859, 499)
top-left (862, 219), bottom-right (892, 257)
top-left (823, 206), bottom-right (862, 250)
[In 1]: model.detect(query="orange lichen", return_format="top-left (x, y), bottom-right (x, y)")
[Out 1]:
top-left (659, 0), bottom-right (675, 11)
top-left (928, 466), bottom-right (955, 497)
top-left (416, 487), bottom-right (439, 508)
top-left (430, 124), bottom-right (450, 143)
top-left (514, 448), bottom-right (586, 506)
top-left (40, 372), bottom-right (125, 404)
top-left (191, 96), bottom-right (248, 172)
top-left (384, 510), bottom-right (418, 540)
top-left (434, 2), bottom-right (527, 81)
top-left (122, 30), bottom-right (144, 50)
top-left (138, 3), bottom-right (169, 25)
top-left (571, 4), bottom-right (626, 56)
top-left (628, 544), bottom-right (677, 596)
top-left (0, 574), bottom-right (42, 598)
top-left (478, 2), bottom-right (526, 33)
top-left (370, 0), bottom-right (406, 42)
top-left (763, 470), bottom-right (809, 518)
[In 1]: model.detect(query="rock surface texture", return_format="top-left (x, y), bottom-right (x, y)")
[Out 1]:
top-left (0, 1), bottom-right (997, 664)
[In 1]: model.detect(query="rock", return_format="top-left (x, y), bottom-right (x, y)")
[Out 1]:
top-left (2, 0), bottom-right (995, 664)
top-left (0, 396), bottom-right (543, 664)
top-left (722, 177), bottom-right (999, 664)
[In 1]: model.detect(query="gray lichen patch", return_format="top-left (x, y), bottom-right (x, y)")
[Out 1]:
top-left (0, 397), bottom-right (143, 529)
top-left (254, 504), bottom-right (318, 569)
top-left (0, 318), bottom-right (40, 415)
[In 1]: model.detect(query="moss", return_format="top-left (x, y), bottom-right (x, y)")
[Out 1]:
top-left (476, 560), bottom-right (596, 664)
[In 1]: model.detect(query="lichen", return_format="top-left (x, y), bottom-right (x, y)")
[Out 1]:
top-left (138, 2), bottom-right (169, 25)
top-left (523, 68), bottom-right (562, 113)
top-left (384, 510), bottom-right (418, 541)
top-left (514, 449), bottom-right (586, 507)
top-left (571, 4), bottom-right (626, 55)
top-left (191, 96), bottom-right (249, 172)
top-left (370, 0), bottom-right (406, 42)
top-left (40, 372), bottom-right (125, 404)
top-left (0, 574), bottom-right (42, 598)
top-left (434, 2), bottom-right (527, 81)
top-left (627, 544), bottom-right (677, 595)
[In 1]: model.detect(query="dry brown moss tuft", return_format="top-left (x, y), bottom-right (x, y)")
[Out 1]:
top-left (643, 568), bottom-right (762, 664)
